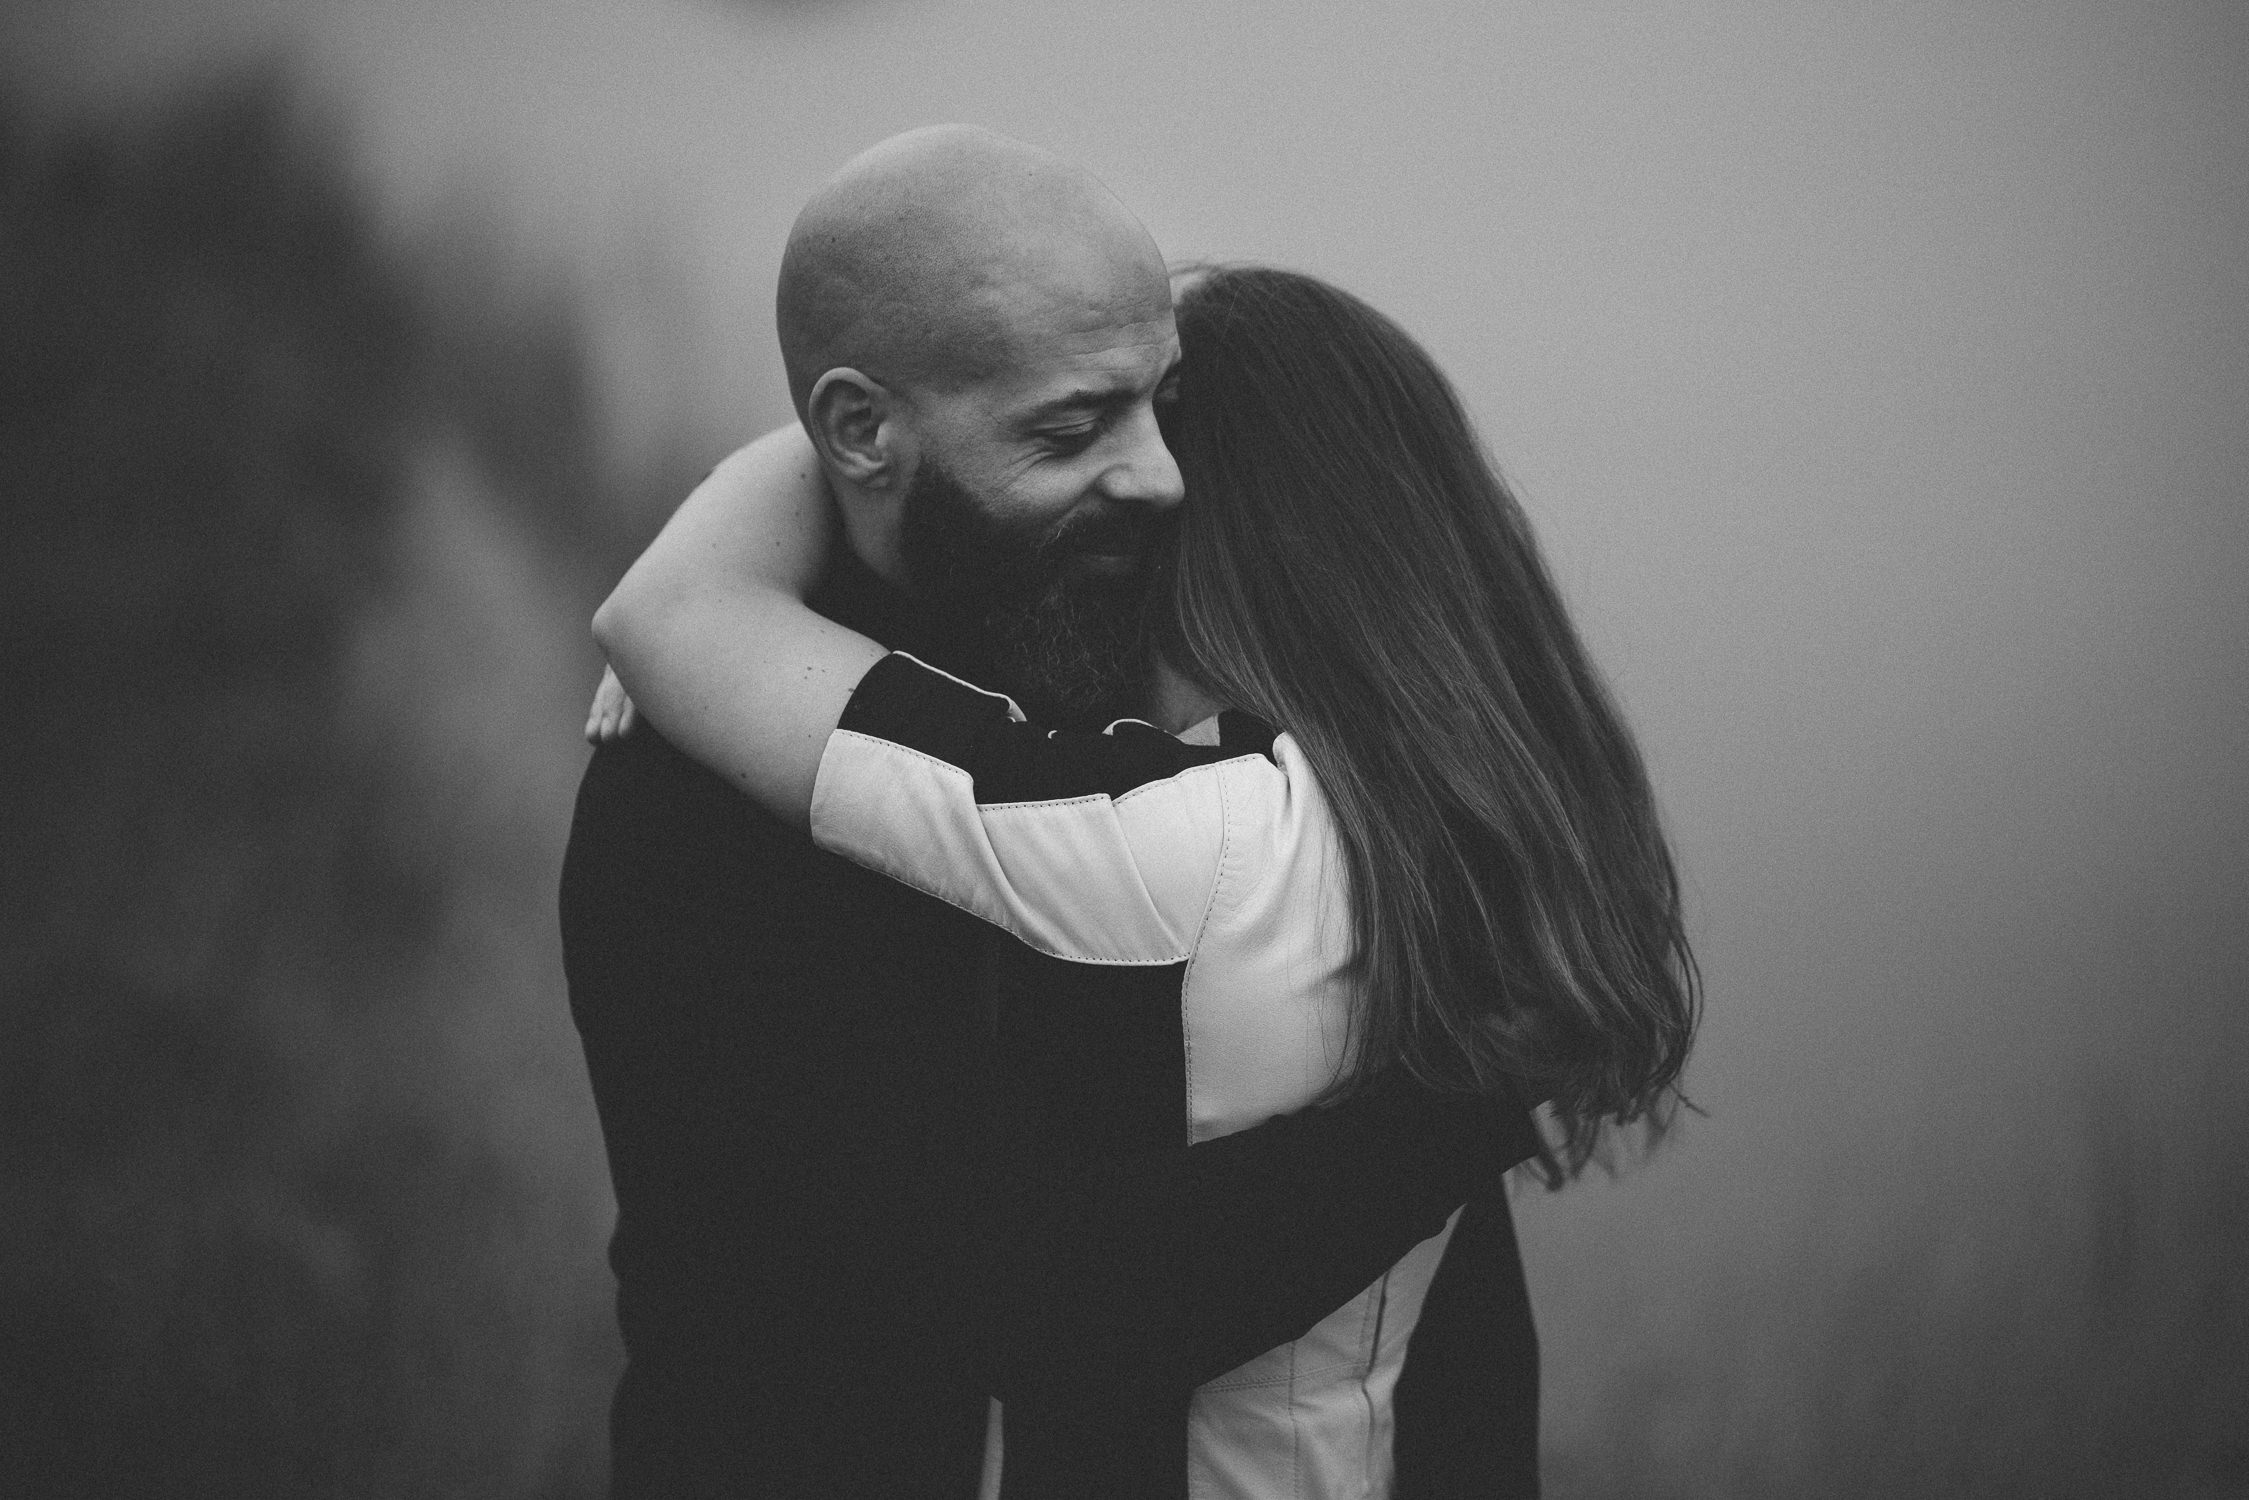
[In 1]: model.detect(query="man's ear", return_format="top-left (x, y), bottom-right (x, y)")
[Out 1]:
top-left (804, 369), bottom-right (911, 491)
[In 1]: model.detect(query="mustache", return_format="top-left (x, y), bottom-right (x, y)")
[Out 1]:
top-left (1033, 504), bottom-right (1165, 565)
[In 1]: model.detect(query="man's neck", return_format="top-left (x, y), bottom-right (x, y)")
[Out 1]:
top-left (1148, 657), bottom-right (1228, 735)
top-left (808, 546), bottom-right (994, 685)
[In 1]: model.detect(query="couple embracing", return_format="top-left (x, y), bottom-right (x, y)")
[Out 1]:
top-left (563, 124), bottom-right (1697, 1500)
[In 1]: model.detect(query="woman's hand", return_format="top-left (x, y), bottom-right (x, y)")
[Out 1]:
top-left (584, 663), bottom-right (638, 743)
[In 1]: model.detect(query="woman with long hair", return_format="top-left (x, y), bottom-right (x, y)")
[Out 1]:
top-left (596, 264), bottom-right (1698, 1497)
top-left (1150, 266), bottom-right (1695, 1176)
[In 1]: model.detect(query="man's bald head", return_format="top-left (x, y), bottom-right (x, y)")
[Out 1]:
top-left (776, 125), bottom-right (1170, 419)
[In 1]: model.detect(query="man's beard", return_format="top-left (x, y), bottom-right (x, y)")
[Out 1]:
top-left (898, 460), bottom-right (1161, 731)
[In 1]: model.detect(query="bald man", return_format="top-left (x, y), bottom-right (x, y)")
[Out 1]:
top-left (560, 128), bottom-right (1534, 1499)
top-left (771, 125), bottom-right (1186, 728)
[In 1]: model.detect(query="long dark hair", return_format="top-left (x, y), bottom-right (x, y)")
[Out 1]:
top-left (1154, 265), bottom-right (1699, 1179)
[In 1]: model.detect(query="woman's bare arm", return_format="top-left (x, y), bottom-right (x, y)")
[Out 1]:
top-left (592, 424), bottom-right (885, 830)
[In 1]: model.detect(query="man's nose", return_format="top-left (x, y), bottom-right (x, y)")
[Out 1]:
top-left (1100, 405), bottom-right (1185, 510)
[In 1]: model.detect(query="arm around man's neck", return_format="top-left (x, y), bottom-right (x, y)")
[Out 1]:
top-left (592, 423), bottom-right (885, 830)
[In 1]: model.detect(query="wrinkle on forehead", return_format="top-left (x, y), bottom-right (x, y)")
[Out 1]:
top-left (777, 125), bottom-right (1170, 411)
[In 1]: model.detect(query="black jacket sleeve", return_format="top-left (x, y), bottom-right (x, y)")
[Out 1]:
top-left (969, 1072), bottom-right (1541, 1410)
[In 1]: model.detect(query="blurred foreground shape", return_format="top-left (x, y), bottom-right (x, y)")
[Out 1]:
top-left (0, 73), bottom-right (638, 1500)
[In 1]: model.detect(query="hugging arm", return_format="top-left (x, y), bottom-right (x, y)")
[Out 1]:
top-left (591, 424), bottom-right (882, 829)
top-left (976, 1075), bottom-right (1534, 1413)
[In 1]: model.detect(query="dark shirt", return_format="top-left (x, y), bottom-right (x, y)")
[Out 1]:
top-left (559, 551), bottom-right (1541, 1498)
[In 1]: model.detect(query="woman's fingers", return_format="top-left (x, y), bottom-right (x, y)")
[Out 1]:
top-left (586, 664), bottom-right (635, 743)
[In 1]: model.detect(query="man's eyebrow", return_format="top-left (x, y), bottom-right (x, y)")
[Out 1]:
top-left (1023, 386), bottom-right (1137, 422)
top-left (1024, 357), bottom-right (1183, 422)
